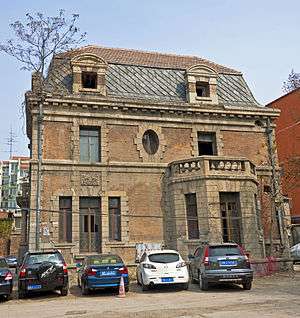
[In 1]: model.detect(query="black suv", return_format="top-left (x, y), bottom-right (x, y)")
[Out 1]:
top-left (18, 250), bottom-right (68, 298)
top-left (188, 243), bottom-right (253, 291)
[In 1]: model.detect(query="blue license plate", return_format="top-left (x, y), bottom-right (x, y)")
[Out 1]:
top-left (219, 260), bottom-right (237, 266)
top-left (161, 277), bottom-right (173, 282)
top-left (100, 271), bottom-right (116, 276)
top-left (27, 284), bottom-right (42, 290)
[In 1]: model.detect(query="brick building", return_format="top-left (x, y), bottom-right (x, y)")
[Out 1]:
top-left (268, 88), bottom-right (300, 224)
top-left (25, 45), bottom-right (288, 263)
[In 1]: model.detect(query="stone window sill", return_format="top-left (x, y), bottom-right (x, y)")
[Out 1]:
top-left (195, 96), bottom-right (212, 102)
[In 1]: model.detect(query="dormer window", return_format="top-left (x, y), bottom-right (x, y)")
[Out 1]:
top-left (196, 81), bottom-right (209, 97)
top-left (71, 53), bottom-right (107, 95)
top-left (82, 72), bottom-right (97, 89)
top-left (187, 64), bottom-right (218, 104)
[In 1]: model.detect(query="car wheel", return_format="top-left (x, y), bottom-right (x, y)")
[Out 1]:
top-left (81, 281), bottom-right (89, 295)
top-left (242, 280), bottom-right (252, 290)
top-left (182, 282), bottom-right (189, 290)
top-left (77, 276), bottom-right (81, 288)
top-left (136, 272), bottom-right (141, 286)
top-left (141, 277), bottom-right (149, 291)
top-left (60, 287), bottom-right (68, 296)
top-left (198, 272), bottom-right (208, 291)
top-left (125, 286), bottom-right (129, 293)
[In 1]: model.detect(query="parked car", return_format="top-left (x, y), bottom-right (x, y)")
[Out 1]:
top-left (189, 243), bottom-right (253, 291)
top-left (77, 254), bottom-right (129, 295)
top-left (6, 255), bottom-right (18, 268)
top-left (136, 249), bottom-right (189, 291)
top-left (0, 257), bottom-right (13, 300)
top-left (18, 250), bottom-right (68, 298)
top-left (291, 243), bottom-right (300, 263)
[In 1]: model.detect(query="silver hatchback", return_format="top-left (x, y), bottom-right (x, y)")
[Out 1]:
top-left (188, 243), bottom-right (253, 291)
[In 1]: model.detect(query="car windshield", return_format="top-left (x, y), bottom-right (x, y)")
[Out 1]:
top-left (0, 259), bottom-right (8, 268)
top-left (26, 253), bottom-right (63, 265)
top-left (209, 246), bottom-right (242, 257)
top-left (148, 253), bottom-right (179, 263)
top-left (87, 255), bottom-right (122, 265)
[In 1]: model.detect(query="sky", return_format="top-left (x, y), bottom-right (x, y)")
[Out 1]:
top-left (0, 0), bottom-right (299, 159)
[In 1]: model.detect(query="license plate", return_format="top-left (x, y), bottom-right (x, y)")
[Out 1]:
top-left (100, 271), bottom-right (116, 276)
top-left (27, 284), bottom-right (42, 290)
top-left (219, 260), bottom-right (237, 266)
top-left (161, 277), bottom-right (173, 282)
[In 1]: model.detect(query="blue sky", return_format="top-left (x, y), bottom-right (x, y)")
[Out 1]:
top-left (0, 0), bottom-right (299, 159)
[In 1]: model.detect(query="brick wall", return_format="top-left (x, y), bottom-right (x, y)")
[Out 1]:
top-left (43, 121), bottom-right (72, 160)
top-left (107, 125), bottom-right (141, 162)
top-left (108, 171), bottom-right (163, 243)
top-left (268, 90), bottom-right (300, 221)
top-left (222, 131), bottom-right (269, 166)
top-left (162, 127), bottom-right (192, 162)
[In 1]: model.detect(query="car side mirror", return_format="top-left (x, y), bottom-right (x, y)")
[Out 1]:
top-left (188, 254), bottom-right (194, 259)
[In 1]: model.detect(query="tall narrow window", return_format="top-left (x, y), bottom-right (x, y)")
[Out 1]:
top-left (80, 127), bottom-right (100, 162)
top-left (198, 132), bottom-right (217, 156)
top-left (109, 197), bottom-right (121, 241)
top-left (59, 197), bottom-right (72, 243)
top-left (185, 193), bottom-right (199, 239)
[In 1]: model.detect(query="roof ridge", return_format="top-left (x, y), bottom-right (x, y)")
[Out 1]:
top-left (70, 44), bottom-right (240, 74)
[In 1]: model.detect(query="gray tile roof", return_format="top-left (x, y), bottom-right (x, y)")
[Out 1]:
top-left (45, 55), bottom-right (259, 107)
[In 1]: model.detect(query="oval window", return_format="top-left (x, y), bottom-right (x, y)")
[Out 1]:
top-left (142, 130), bottom-right (159, 155)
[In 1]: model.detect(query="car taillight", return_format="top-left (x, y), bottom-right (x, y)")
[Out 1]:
top-left (63, 263), bottom-right (68, 274)
top-left (118, 267), bottom-right (128, 275)
top-left (85, 268), bottom-right (97, 276)
top-left (19, 267), bottom-right (26, 278)
top-left (203, 247), bottom-right (209, 266)
top-left (238, 245), bottom-right (251, 267)
top-left (142, 263), bottom-right (156, 269)
top-left (4, 272), bottom-right (13, 281)
top-left (176, 261), bottom-right (186, 268)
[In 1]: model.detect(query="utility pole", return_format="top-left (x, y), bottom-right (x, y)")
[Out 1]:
top-left (266, 118), bottom-right (288, 256)
top-left (35, 99), bottom-right (43, 251)
top-left (6, 127), bottom-right (17, 159)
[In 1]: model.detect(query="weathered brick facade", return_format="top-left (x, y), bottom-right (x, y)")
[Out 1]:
top-left (24, 45), bottom-right (289, 263)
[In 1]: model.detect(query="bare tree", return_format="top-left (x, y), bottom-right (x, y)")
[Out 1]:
top-left (0, 10), bottom-right (86, 250)
top-left (283, 69), bottom-right (300, 93)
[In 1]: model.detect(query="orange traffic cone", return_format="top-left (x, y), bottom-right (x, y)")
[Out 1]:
top-left (118, 275), bottom-right (126, 298)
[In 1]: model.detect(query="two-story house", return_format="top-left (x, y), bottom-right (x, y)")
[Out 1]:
top-left (25, 45), bottom-right (288, 263)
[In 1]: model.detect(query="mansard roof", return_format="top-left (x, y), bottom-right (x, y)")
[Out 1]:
top-left (46, 45), bottom-right (260, 107)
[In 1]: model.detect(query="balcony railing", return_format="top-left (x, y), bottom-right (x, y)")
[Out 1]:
top-left (169, 156), bottom-right (256, 179)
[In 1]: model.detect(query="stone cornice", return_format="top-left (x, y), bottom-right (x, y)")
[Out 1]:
top-left (26, 92), bottom-right (280, 120)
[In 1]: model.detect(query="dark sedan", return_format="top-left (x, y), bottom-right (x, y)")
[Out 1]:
top-left (0, 257), bottom-right (13, 300)
top-left (6, 255), bottom-right (18, 268)
top-left (77, 254), bottom-right (129, 295)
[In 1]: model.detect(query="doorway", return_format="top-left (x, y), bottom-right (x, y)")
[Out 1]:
top-left (219, 192), bottom-right (242, 245)
top-left (79, 197), bottom-right (101, 253)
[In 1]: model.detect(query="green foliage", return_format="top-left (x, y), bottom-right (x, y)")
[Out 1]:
top-left (0, 219), bottom-right (13, 239)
